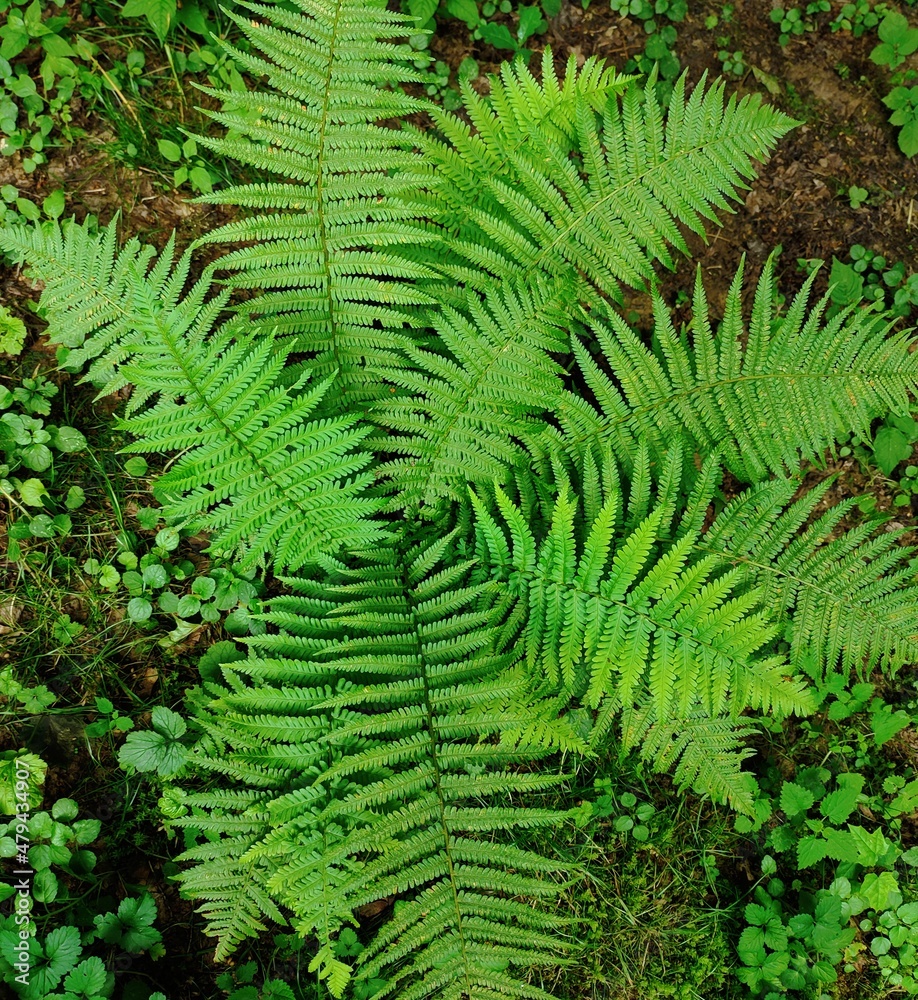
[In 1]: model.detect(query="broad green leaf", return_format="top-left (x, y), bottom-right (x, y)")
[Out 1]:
top-left (819, 773), bottom-right (864, 825)
top-left (859, 871), bottom-right (902, 911)
top-left (780, 781), bottom-right (814, 817)
top-left (873, 426), bottom-right (912, 475)
top-left (122, 0), bottom-right (177, 40)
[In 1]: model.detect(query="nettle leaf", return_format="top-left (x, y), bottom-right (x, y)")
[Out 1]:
top-left (819, 773), bottom-right (865, 825)
top-left (780, 781), bottom-right (815, 817)
top-left (797, 835), bottom-right (829, 868)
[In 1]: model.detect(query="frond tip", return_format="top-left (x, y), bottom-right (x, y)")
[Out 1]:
top-left (548, 251), bottom-right (918, 483)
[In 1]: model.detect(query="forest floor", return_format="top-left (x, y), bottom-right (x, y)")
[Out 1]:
top-left (1, 1), bottom-right (917, 999)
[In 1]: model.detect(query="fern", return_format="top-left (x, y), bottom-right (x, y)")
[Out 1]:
top-left (1, 221), bottom-right (384, 571)
top-left (469, 445), bottom-right (816, 812)
top-left (187, 0), bottom-right (439, 409)
top-left (7, 0), bottom-right (918, 992)
top-left (168, 538), bottom-right (576, 997)
top-left (375, 251), bottom-right (918, 505)
top-left (370, 275), bottom-right (575, 507)
top-left (545, 252), bottom-right (918, 482)
top-left (410, 63), bottom-right (797, 301)
top-left (692, 475), bottom-right (918, 682)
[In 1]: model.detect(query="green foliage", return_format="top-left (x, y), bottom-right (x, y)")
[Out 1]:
top-left (417, 0), bottom-right (557, 55)
top-left (734, 760), bottom-right (918, 995)
top-left (0, 751), bottom-right (46, 812)
top-left (83, 696), bottom-right (134, 739)
top-left (871, 10), bottom-right (918, 67)
top-left (5, 1), bottom-right (918, 996)
top-left (166, 539), bottom-right (577, 994)
top-left (770, 2), bottom-right (826, 43)
top-left (847, 183), bottom-right (869, 208)
top-left (0, 668), bottom-right (57, 716)
top-left (609, 0), bottom-right (687, 95)
top-left (0, 304), bottom-right (26, 355)
top-left (0, 222), bottom-right (385, 572)
top-left (831, 0), bottom-right (891, 37)
top-left (884, 84), bottom-right (918, 156)
top-left (0, 789), bottom-right (166, 999)
top-left (0, 371), bottom-right (87, 511)
top-left (118, 705), bottom-right (189, 777)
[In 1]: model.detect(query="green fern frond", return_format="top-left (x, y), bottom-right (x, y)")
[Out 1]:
top-left (692, 475), bottom-right (918, 681)
top-left (620, 706), bottom-right (759, 811)
top-left (188, 0), bottom-right (438, 407)
top-left (414, 67), bottom-right (797, 300)
top-left (0, 221), bottom-right (385, 570)
top-left (171, 828), bottom-right (288, 962)
top-left (166, 539), bottom-right (575, 995)
top-left (371, 275), bottom-right (575, 506)
top-left (467, 446), bottom-right (822, 811)
top-left (543, 252), bottom-right (918, 482)
top-left (476, 446), bottom-right (813, 720)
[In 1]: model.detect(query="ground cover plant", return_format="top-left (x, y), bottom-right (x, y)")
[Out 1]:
top-left (2, 1), bottom-right (918, 1000)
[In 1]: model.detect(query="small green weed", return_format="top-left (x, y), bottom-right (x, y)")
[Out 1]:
top-left (704, 3), bottom-right (735, 30)
top-left (118, 706), bottom-right (189, 779)
top-left (0, 185), bottom-right (67, 238)
top-left (155, 136), bottom-right (216, 195)
top-left (0, 374), bottom-right (88, 514)
top-left (734, 761), bottom-right (918, 995)
top-left (848, 184), bottom-right (869, 207)
top-left (884, 84), bottom-right (918, 156)
top-left (405, 0), bottom-right (558, 57)
top-left (609, 0), bottom-right (686, 98)
top-left (717, 45), bottom-right (746, 77)
top-left (770, 1), bottom-right (831, 45)
top-left (800, 246), bottom-right (918, 319)
top-left (871, 10), bottom-right (918, 68)
top-left (215, 960), bottom-right (302, 1000)
top-left (0, 785), bottom-right (168, 1000)
top-left (831, 0), bottom-right (891, 36)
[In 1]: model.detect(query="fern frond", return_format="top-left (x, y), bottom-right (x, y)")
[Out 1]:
top-left (694, 476), bottom-right (918, 681)
top-left (0, 221), bottom-right (385, 570)
top-left (371, 275), bottom-right (574, 506)
top-left (188, 0), bottom-right (439, 407)
top-left (166, 539), bottom-right (575, 995)
top-left (620, 705), bottom-right (759, 812)
top-left (470, 446), bottom-right (821, 810)
top-left (543, 252), bottom-right (918, 482)
top-left (170, 827), bottom-right (289, 962)
top-left (414, 67), bottom-right (797, 300)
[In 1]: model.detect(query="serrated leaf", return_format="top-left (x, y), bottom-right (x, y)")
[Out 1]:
top-left (780, 781), bottom-right (814, 817)
top-left (797, 835), bottom-right (829, 868)
top-left (63, 955), bottom-right (108, 996)
top-left (819, 773), bottom-right (864, 825)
